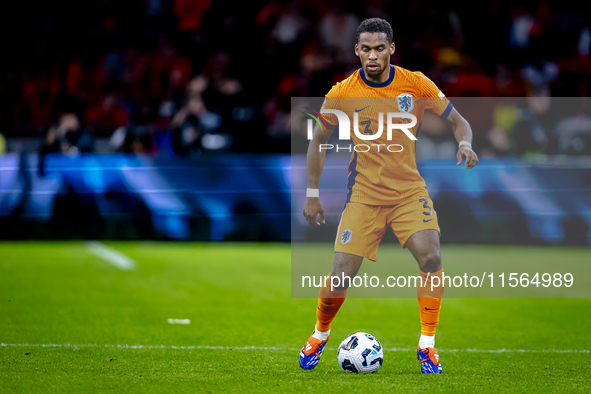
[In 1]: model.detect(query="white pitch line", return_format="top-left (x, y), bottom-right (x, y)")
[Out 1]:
top-left (87, 241), bottom-right (136, 271)
top-left (0, 343), bottom-right (588, 353)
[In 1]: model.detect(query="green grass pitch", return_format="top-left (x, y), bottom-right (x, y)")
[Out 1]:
top-left (1, 242), bottom-right (590, 392)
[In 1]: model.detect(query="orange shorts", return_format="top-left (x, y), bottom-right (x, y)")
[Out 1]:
top-left (334, 194), bottom-right (440, 261)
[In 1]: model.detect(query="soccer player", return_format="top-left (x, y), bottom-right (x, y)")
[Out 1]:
top-left (298, 18), bottom-right (478, 374)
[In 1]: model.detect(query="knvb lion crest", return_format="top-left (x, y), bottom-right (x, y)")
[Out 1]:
top-left (341, 228), bottom-right (353, 245)
top-left (396, 93), bottom-right (414, 112)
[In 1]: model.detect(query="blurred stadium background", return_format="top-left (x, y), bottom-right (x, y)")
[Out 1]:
top-left (2, 2), bottom-right (591, 392)
top-left (0, 0), bottom-right (590, 244)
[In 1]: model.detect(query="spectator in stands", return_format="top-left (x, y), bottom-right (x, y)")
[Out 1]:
top-left (85, 93), bottom-right (128, 133)
top-left (318, 5), bottom-right (359, 66)
top-left (171, 114), bottom-right (203, 157)
top-left (551, 99), bottom-right (591, 155)
top-left (110, 124), bottom-right (156, 154)
top-left (40, 113), bottom-right (93, 157)
top-left (109, 104), bottom-right (159, 155)
top-left (156, 76), bottom-right (211, 156)
top-left (20, 66), bottom-right (61, 127)
top-left (38, 113), bottom-right (93, 175)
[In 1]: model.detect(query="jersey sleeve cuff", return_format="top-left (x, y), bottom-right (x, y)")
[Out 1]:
top-left (439, 102), bottom-right (453, 120)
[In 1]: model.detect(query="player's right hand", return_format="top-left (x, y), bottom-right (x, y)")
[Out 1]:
top-left (303, 198), bottom-right (325, 226)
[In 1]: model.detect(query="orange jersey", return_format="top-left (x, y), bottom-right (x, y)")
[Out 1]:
top-left (321, 65), bottom-right (452, 205)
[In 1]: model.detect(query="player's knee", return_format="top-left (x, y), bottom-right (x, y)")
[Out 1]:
top-left (332, 284), bottom-right (350, 291)
top-left (330, 253), bottom-right (362, 290)
top-left (418, 250), bottom-right (441, 273)
top-left (329, 269), bottom-right (355, 291)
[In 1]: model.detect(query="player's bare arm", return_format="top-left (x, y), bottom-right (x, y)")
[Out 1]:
top-left (445, 107), bottom-right (479, 169)
top-left (303, 121), bottom-right (335, 226)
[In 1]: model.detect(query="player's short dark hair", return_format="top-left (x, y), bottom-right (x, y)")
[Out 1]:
top-left (356, 18), bottom-right (393, 44)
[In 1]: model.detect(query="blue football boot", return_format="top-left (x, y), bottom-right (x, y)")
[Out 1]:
top-left (299, 333), bottom-right (329, 370)
top-left (417, 346), bottom-right (442, 374)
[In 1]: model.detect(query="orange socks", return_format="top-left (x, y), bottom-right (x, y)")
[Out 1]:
top-left (316, 274), bottom-right (347, 332)
top-left (417, 267), bottom-right (444, 336)
top-left (314, 269), bottom-right (444, 336)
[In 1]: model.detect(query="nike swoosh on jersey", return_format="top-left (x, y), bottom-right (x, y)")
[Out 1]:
top-left (355, 106), bottom-right (370, 113)
top-left (423, 219), bottom-right (435, 223)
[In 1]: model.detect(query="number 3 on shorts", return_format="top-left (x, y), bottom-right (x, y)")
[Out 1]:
top-left (419, 198), bottom-right (432, 216)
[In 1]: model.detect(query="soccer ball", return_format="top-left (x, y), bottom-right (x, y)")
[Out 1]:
top-left (337, 332), bottom-right (383, 373)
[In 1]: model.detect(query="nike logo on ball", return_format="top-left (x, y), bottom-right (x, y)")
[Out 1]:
top-left (355, 106), bottom-right (369, 113)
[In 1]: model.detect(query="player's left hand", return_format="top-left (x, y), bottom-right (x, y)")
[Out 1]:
top-left (457, 146), bottom-right (478, 169)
